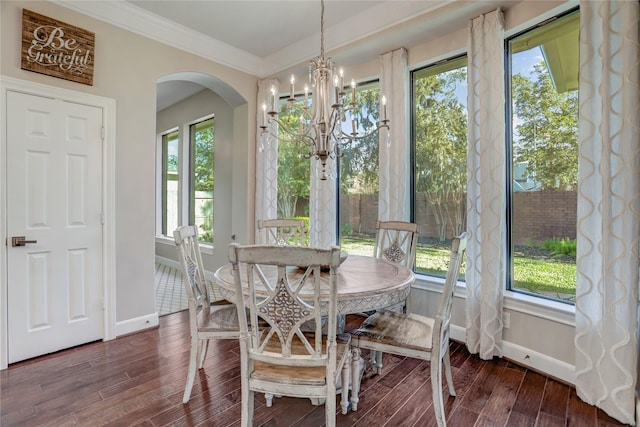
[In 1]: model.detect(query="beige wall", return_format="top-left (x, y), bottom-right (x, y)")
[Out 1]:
top-left (0, 0), bottom-right (258, 323)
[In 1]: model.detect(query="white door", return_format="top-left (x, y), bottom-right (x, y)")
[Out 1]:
top-left (6, 91), bottom-right (103, 363)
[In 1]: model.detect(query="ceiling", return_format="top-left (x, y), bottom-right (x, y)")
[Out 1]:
top-left (57, 0), bottom-right (516, 110)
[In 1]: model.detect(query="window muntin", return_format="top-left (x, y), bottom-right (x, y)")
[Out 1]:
top-left (412, 56), bottom-right (468, 278)
top-left (161, 130), bottom-right (179, 238)
top-left (507, 10), bottom-right (579, 303)
top-left (190, 117), bottom-right (215, 244)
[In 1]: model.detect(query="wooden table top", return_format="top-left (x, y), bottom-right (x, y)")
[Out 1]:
top-left (214, 254), bottom-right (415, 315)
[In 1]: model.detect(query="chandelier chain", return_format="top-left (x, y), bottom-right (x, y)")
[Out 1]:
top-left (320, 0), bottom-right (325, 58)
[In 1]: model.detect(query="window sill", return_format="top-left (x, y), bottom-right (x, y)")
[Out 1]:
top-left (413, 272), bottom-right (575, 327)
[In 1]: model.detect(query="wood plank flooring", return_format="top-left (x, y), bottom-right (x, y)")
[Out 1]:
top-left (1, 311), bottom-right (629, 426)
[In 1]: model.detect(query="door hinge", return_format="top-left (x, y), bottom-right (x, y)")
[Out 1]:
top-left (101, 127), bottom-right (105, 139)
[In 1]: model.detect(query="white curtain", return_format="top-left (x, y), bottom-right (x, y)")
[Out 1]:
top-left (465, 8), bottom-right (506, 360)
top-left (255, 79), bottom-right (279, 243)
top-left (378, 48), bottom-right (410, 221)
top-left (309, 158), bottom-right (337, 248)
top-left (575, 1), bottom-right (640, 424)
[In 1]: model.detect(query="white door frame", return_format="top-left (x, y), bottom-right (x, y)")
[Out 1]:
top-left (0, 76), bottom-right (117, 370)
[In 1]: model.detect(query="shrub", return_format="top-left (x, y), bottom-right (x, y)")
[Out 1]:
top-left (541, 237), bottom-right (576, 257)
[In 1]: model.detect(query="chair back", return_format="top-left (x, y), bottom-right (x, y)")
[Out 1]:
top-left (174, 226), bottom-right (211, 327)
top-left (229, 244), bottom-right (341, 365)
top-left (373, 221), bottom-right (418, 268)
top-left (257, 219), bottom-right (307, 246)
top-left (433, 232), bottom-right (468, 352)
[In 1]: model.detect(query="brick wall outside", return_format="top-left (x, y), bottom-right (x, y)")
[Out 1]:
top-left (337, 190), bottom-right (577, 245)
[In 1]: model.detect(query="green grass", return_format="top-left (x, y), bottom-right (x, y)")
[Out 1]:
top-left (340, 235), bottom-right (576, 302)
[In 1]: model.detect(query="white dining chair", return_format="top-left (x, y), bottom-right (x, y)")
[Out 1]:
top-left (367, 220), bottom-right (419, 370)
top-left (174, 225), bottom-right (241, 404)
top-left (350, 232), bottom-right (468, 426)
top-left (257, 218), bottom-right (307, 246)
top-left (228, 243), bottom-right (353, 426)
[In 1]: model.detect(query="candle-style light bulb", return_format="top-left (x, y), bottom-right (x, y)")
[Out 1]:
top-left (304, 85), bottom-right (309, 107)
top-left (382, 95), bottom-right (387, 121)
top-left (351, 79), bottom-right (356, 104)
top-left (270, 86), bottom-right (276, 112)
top-left (262, 103), bottom-right (267, 126)
top-left (290, 75), bottom-right (295, 99)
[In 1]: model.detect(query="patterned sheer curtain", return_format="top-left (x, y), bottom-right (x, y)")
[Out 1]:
top-left (574, 1), bottom-right (640, 424)
top-left (465, 9), bottom-right (506, 360)
top-left (255, 79), bottom-right (279, 243)
top-left (378, 47), bottom-right (410, 221)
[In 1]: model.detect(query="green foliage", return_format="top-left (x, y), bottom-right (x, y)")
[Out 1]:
top-left (414, 68), bottom-right (468, 239)
top-left (341, 223), bottom-right (354, 235)
top-left (511, 62), bottom-right (578, 190)
top-left (541, 237), bottom-right (576, 257)
top-left (198, 200), bottom-right (214, 242)
top-left (340, 236), bottom-right (576, 302)
top-left (193, 120), bottom-right (214, 192)
top-left (340, 86), bottom-right (381, 193)
top-left (277, 99), bottom-right (311, 218)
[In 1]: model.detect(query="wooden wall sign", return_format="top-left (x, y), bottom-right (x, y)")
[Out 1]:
top-left (21, 9), bottom-right (95, 86)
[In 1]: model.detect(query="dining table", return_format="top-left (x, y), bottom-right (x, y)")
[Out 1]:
top-left (213, 253), bottom-right (415, 315)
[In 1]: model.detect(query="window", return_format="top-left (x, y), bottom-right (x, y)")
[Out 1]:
top-left (161, 129), bottom-right (179, 238)
top-left (275, 82), bottom-right (382, 253)
top-left (339, 81), bottom-right (381, 254)
top-left (507, 9), bottom-right (579, 303)
top-left (157, 115), bottom-right (215, 245)
top-left (190, 117), bottom-right (215, 244)
top-left (411, 56), bottom-right (468, 278)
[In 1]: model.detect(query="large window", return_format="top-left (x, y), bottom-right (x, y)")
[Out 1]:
top-left (161, 129), bottom-right (179, 237)
top-left (412, 56), bottom-right (468, 278)
top-left (507, 9), bottom-right (579, 303)
top-left (339, 81), bottom-right (381, 254)
top-left (158, 115), bottom-right (215, 245)
top-left (190, 117), bottom-right (215, 244)
top-left (275, 82), bottom-right (382, 253)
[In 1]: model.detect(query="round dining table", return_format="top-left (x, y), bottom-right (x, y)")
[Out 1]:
top-left (213, 254), bottom-right (415, 315)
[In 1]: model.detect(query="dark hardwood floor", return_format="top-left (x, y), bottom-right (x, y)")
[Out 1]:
top-left (1, 311), bottom-right (629, 426)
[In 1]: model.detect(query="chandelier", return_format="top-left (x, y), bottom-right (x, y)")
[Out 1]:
top-left (259, 0), bottom-right (390, 180)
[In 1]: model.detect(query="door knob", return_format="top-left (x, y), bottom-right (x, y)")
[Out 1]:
top-left (11, 236), bottom-right (37, 247)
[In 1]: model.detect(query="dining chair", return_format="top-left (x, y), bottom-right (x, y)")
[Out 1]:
top-left (350, 232), bottom-right (468, 426)
top-left (257, 218), bottom-right (307, 246)
top-left (174, 225), bottom-right (241, 404)
top-left (367, 220), bottom-right (419, 370)
top-left (228, 243), bottom-right (353, 426)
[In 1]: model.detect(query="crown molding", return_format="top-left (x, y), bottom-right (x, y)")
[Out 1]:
top-left (52, 0), bottom-right (265, 76)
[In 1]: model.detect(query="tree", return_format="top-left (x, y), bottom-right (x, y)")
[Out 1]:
top-left (340, 86), bottom-right (381, 194)
top-left (414, 68), bottom-right (468, 239)
top-left (277, 100), bottom-right (310, 218)
top-left (511, 62), bottom-right (578, 190)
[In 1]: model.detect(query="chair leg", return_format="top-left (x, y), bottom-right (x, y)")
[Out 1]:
top-left (182, 335), bottom-right (199, 403)
top-left (197, 339), bottom-right (209, 369)
top-left (265, 393), bottom-right (274, 407)
top-left (340, 351), bottom-right (350, 414)
top-left (431, 357), bottom-right (447, 427)
top-left (326, 379), bottom-right (337, 427)
top-left (350, 347), bottom-right (361, 411)
top-left (443, 346), bottom-right (456, 396)
top-left (370, 350), bottom-right (383, 374)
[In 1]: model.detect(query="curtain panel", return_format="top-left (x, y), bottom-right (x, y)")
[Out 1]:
top-left (379, 47), bottom-right (410, 221)
top-left (255, 79), bottom-right (279, 243)
top-left (465, 8), bottom-right (506, 360)
top-left (575, 1), bottom-right (640, 424)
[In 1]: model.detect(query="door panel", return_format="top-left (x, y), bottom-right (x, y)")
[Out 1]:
top-left (7, 91), bottom-right (103, 363)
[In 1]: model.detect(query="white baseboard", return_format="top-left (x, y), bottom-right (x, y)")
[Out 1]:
top-left (450, 325), bottom-right (575, 386)
top-left (115, 312), bottom-right (159, 337)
